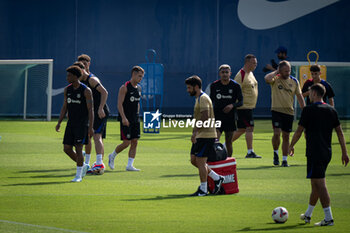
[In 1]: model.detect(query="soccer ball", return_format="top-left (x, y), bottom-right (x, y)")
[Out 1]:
top-left (93, 167), bottom-right (104, 175)
top-left (272, 207), bottom-right (289, 223)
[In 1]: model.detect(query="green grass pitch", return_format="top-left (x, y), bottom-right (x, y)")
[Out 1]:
top-left (0, 120), bottom-right (349, 233)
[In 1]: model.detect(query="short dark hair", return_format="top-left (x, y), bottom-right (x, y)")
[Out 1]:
top-left (73, 61), bottom-right (85, 70)
top-left (244, 54), bottom-right (256, 64)
top-left (185, 75), bottom-right (202, 89)
top-left (131, 66), bottom-right (144, 75)
top-left (77, 54), bottom-right (91, 62)
top-left (310, 83), bottom-right (326, 97)
top-left (278, 60), bottom-right (291, 69)
top-left (66, 65), bottom-right (82, 78)
top-left (310, 64), bottom-right (321, 72)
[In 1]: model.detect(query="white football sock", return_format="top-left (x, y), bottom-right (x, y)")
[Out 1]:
top-left (76, 166), bottom-right (83, 178)
top-left (111, 150), bottom-right (117, 158)
top-left (208, 170), bottom-right (220, 181)
top-left (200, 182), bottom-right (207, 193)
top-left (85, 154), bottom-right (91, 164)
top-left (247, 149), bottom-right (253, 154)
top-left (282, 156), bottom-right (288, 161)
top-left (96, 154), bottom-right (103, 165)
top-left (323, 207), bottom-right (333, 221)
top-left (127, 158), bottom-right (134, 167)
top-left (274, 150), bottom-right (279, 155)
top-left (305, 204), bottom-right (315, 217)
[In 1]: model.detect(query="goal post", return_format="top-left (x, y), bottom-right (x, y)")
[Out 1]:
top-left (0, 59), bottom-right (53, 121)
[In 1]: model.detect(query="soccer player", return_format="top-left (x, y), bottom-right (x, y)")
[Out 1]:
top-left (210, 64), bottom-right (243, 156)
top-left (289, 83), bottom-right (349, 226)
top-left (74, 57), bottom-right (110, 174)
top-left (302, 64), bottom-right (335, 106)
top-left (55, 65), bottom-right (94, 182)
top-left (108, 66), bottom-right (144, 171)
top-left (264, 60), bottom-right (305, 167)
top-left (186, 75), bottom-right (224, 196)
top-left (232, 54), bottom-right (260, 158)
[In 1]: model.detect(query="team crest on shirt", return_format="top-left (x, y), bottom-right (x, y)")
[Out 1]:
top-left (77, 94), bottom-right (81, 98)
top-left (278, 85), bottom-right (283, 90)
top-left (229, 89), bottom-right (233, 93)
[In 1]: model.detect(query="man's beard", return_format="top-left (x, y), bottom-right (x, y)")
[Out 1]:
top-left (189, 90), bottom-right (196, 96)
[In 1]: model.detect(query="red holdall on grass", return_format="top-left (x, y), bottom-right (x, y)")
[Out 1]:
top-left (207, 157), bottom-right (239, 194)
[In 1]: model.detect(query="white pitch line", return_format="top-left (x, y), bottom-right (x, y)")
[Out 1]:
top-left (0, 193), bottom-right (160, 197)
top-left (0, 219), bottom-right (89, 233)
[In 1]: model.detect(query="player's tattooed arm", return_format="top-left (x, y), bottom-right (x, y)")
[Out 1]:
top-left (289, 125), bottom-right (304, 156)
top-left (56, 87), bottom-right (68, 132)
top-left (90, 76), bottom-right (108, 119)
top-left (85, 87), bottom-right (94, 137)
top-left (335, 125), bottom-right (349, 166)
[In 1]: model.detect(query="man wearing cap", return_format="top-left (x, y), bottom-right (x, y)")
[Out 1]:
top-left (263, 46), bottom-right (288, 72)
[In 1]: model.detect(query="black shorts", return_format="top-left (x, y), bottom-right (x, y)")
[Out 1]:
top-left (63, 125), bottom-right (89, 145)
top-left (120, 121), bottom-right (140, 140)
top-left (94, 113), bottom-right (108, 139)
top-left (216, 116), bottom-right (236, 133)
top-left (191, 138), bottom-right (216, 158)
top-left (307, 158), bottom-right (330, 179)
top-left (237, 109), bottom-right (254, 129)
top-left (271, 110), bottom-right (294, 132)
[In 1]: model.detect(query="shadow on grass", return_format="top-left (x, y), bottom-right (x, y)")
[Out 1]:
top-left (239, 223), bottom-right (309, 232)
top-left (8, 174), bottom-right (75, 179)
top-left (328, 173), bottom-right (350, 177)
top-left (237, 164), bottom-right (303, 170)
top-left (123, 194), bottom-right (191, 201)
top-left (3, 181), bottom-right (69, 186)
top-left (160, 174), bottom-right (197, 178)
top-left (332, 141), bottom-right (350, 145)
top-left (17, 168), bottom-right (75, 173)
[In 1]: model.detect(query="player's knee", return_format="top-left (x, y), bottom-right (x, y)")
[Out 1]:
top-left (282, 133), bottom-right (290, 140)
top-left (63, 145), bottom-right (71, 154)
top-left (93, 133), bottom-right (102, 142)
top-left (273, 131), bottom-right (281, 137)
top-left (246, 127), bottom-right (254, 133)
top-left (130, 139), bottom-right (138, 147)
top-left (190, 156), bottom-right (196, 166)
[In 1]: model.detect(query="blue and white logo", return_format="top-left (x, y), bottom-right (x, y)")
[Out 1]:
top-left (143, 109), bottom-right (161, 129)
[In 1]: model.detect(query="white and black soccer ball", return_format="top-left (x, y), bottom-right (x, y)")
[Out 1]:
top-left (272, 207), bottom-right (289, 223)
top-left (93, 168), bottom-right (105, 175)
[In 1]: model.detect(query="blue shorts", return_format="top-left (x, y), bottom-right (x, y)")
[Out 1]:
top-left (307, 158), bottom-right (330, 179)
top-left (63, 125), bottom-right (89, 145)
top-left (190, 138), bottom-right (216, 158)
